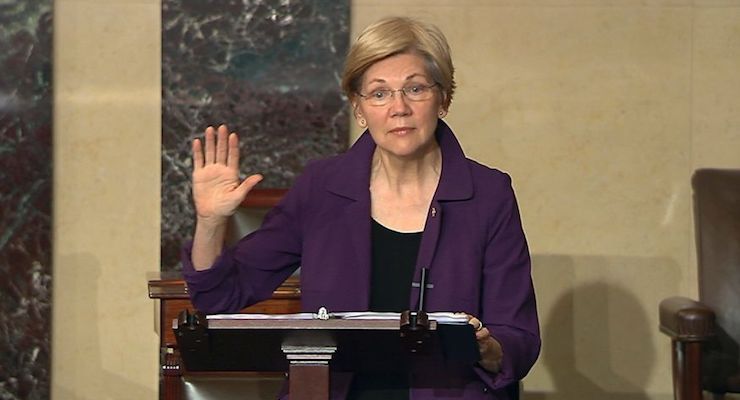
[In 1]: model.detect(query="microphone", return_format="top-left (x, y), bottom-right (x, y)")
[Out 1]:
top-left (417, 267), bottom-right (428, 312)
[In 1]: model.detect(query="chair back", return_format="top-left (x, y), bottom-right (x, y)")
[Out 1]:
top-left (692, 168), bottom-right (740, 391)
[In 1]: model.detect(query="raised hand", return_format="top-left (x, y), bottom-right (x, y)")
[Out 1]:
top-left (191, 124), bottom-right (263, 224)
top-left (190, 125), bottom-right (263, 270)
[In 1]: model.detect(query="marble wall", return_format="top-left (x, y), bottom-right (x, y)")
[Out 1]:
top-left (51, 1), bottom-right (740, 399)
top-left (161, 0), bottom-right (350, 269)
top-left (53, 0), bottom-right (161, 397)
top-left (0, 1), bottom-right (53, 399)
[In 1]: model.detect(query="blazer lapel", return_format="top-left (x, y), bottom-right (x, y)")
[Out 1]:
top-left (324, 132), bottom-right (375, 310)
top-left (410, 121), bottom-right (474, 310)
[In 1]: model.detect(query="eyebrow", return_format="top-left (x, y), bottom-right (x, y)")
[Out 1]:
top-left (366, 73), bottom-right (429, 85)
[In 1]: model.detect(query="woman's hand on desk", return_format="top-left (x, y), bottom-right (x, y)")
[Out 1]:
top-left (468, 315), bottom-right (503, 374)
top-left (192, 124), bottom-right (263, 224)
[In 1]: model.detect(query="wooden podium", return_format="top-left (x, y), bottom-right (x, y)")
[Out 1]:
top-left (148, 273), bottom-right (301, 400)
top-left (174, 311), bottom-right (479, 400)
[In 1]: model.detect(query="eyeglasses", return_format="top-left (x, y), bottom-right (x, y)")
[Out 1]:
top-left (357, 83), bottom-right (439, 106)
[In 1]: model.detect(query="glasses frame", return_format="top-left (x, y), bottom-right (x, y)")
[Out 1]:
top-left (357, 83), bottom-right (439, 106)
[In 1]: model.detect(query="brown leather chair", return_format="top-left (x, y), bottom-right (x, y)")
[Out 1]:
top-left (659, 169), bottom-right (740, 400)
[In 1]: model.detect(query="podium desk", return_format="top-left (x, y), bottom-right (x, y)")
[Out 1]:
top-left (148, 273), bottom-right (301, 400)
top-left (150, 275), bottom-right (480, 400)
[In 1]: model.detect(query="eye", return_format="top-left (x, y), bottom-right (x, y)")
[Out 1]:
top-left (407, 85), bottom-right (424, 94)
top-left (371, 89), bottom-right (389, 100)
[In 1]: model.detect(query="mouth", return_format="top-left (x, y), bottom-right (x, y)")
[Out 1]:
top-left (388, 127), bottom-right (415, 135)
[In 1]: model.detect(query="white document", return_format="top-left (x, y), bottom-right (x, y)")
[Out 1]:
top-left (207, 311), bottom-right (470, 325)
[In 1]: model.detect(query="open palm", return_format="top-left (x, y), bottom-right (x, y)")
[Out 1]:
top-left (191, 125), bottom-right (262, 222)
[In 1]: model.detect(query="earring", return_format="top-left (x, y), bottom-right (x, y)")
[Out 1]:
top-left (438, 110), bottom-right (446, 118)
top-left (359, 118), bottom-right (366, 127)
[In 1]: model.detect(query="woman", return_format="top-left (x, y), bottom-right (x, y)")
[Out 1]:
top-left (183, 16), bottom-right (539, 400)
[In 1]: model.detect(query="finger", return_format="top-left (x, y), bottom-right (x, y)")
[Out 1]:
top-left (478, 340), bottom-right (488, 354)
top-left (235, 174), bottom-right (264, 199)
top-left (227, 133), bottom-right (240, 170)
top-left (475, 327), bottom-right (490, 341)
top-left (192, 138), bottom-right (204, 170)
top-left (467, 316), bottom-right (483, 332)
top-left (216, 124), bottom-right (229, 164)
top-left (204, 126), bottom-right (216, 164)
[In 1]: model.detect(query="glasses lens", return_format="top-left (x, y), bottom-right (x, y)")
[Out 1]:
top-left (404, 85), bottom-right (430, 100)
top-left (364, 84), bottom-right (436, 106)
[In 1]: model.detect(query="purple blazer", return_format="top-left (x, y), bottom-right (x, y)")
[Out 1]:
top-left (182, 121), bottom-right (540, 399)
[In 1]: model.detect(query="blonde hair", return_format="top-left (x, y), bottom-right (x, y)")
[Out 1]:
top-left (341, 17), bottom-right (456, 110)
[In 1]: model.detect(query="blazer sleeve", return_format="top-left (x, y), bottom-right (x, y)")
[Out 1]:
top-left (180, 168), bottom-right (313, 314)
top-left (474, 174), bottom-right (541, 390)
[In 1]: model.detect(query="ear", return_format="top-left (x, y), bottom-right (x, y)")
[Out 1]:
top-left (352, 101), bottom-right (367, 128)
top-left (438, 91), bottom-right (449, 118)
top-left (438, 107), bottom-right (448, 119)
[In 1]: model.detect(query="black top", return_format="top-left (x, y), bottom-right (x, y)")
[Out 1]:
top-left (347, 219), bottom-right (422, 400)
top-left (368, 219), bottom-right (422, 311)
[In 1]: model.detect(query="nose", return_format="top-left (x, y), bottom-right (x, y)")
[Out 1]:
top-left (388, 90), bottom-right (411, 116)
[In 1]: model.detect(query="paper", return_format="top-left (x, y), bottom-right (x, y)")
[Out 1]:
top-left (207, 313), bottom-right (316, 320)
top-left (207, 311), bottom-right (470, 324)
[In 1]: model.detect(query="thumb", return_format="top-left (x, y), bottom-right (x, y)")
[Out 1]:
top-left (235, 174), bottom-right (263, 198)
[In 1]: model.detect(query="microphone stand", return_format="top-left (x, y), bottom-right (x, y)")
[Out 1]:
top-left (400, 268), bottom-right (431, 353)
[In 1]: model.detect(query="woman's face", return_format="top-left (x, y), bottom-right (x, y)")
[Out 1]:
top-left (354, 52), bottom-right (446, 159)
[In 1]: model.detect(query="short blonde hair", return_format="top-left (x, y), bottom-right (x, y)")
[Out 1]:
top-left (341, 17), bottom-right (456, 110)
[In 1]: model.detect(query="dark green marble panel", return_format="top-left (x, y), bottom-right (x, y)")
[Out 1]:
top-left (0, 1), bottom-right (53, 399)
top-left (161, 1), bottom-right (350, 270)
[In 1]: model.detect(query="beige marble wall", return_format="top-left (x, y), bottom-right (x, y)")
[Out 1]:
top-left (52, 0), bottom-right (161, 399)
top-left (351, 2), bottom-right (740, 399)
top-left (52, 1), bottom-right (740, 399)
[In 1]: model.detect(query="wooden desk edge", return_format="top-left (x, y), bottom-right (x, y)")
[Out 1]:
top-left (149, 276), bottom-right (301, 300)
